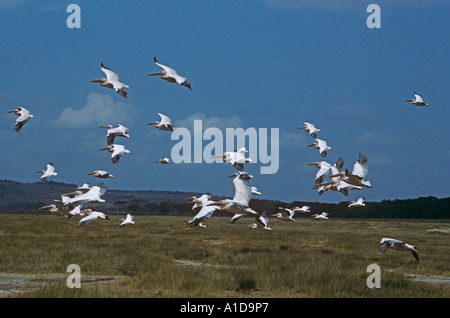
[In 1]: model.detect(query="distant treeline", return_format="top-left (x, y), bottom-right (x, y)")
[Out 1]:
top-left (114, 196), bottom-right (449, 219)
top-left (285, 196), bottom-right (450, 219)
top-left (0, 179), bottom-right (448, 219)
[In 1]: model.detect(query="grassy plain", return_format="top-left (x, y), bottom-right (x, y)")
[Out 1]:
top-left (0, 213), bottom-right (449, 298)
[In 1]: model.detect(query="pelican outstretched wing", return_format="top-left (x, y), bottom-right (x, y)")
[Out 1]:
top-left (154, 56), bottom-right (177, 75)
top-left (100, 62), bottom-right (120, 82)
top-left (232, 172), bottom-right (253, 207)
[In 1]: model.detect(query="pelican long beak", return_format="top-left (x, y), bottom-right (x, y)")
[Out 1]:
top-left (39, 206), bottom-right (51, 210)
top-left (99, 126), bottom-right (110, 128)
top-left (297, 126), bottom-right (305, 129)
top-left (90, 79), bottom-right (103, 83)
top-left (99, 147), bottom-right (108, 151)
top-left (307, 144), bottom-right (315, 147)
top-left (146, 122), bottom-right (156, 126)
top-left (227, 174), bottom-right (236, 178)
top-left (210, 155), bottom-right (223, 158)
top-left (308, 162), bottom-right (318, 166)
top-left (86, 172), bottom-right (95, 176)
top-left (208, 201), bottom-right (224, 207)
top-left (7, 110), bottom-right (16, 113)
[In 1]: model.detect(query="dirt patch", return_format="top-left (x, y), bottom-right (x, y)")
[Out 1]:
top-left (175, 260), bottom-right (230, 269)
top-left (406, 274), bottom-right (450, 287)
top-left (202, 239), bottom-right (225, 245)
top-left (299, 240), bottom-right (328, 249)
top-left (0, 273), bottom-right (125, 297)
top-left (426, 229), bottom-right (450, 234)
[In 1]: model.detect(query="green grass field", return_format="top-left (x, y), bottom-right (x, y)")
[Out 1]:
top-left (0, 213), bottom-right (449, 298)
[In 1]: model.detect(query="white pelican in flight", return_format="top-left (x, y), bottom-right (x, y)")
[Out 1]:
top-left (57, 190), bottom-right (83, 205)
top-left (100, 144), bottom-right (131, 165)
top-left (228, 213), bottom-right (245, 224)
top-left (211, 147), bottom-right (253, 171)
top-left (147, 113), bottom-right (175, 132)
top-left (148, 56), bottom-right (192, 91)
top-left (298, 122), bottom-right (320, 138)
top-left (39, 203), bottom-right (63, 215)
top-left (75, 183), bottom-right (90, 191)
top-left (329, 157), bottom-right (345, 182)
top-left (248, 212), bottom-right (272, 231)
top-left (76, 209), bottom-right (110, 227)
top-left (317, 155), bottom-right (363, 195)
top-left (379, 238), bottom-right (419, 263)
top-left (91, 62), bottom-right (130, 99)
top-left (185, 199), bottom-right (219, 229)
top-left (186, 194), bottom-right (213, 211)
top-left (251, 187), bottom-right (261, 196)
top-left (405, 92), bottom-right (429, 107)
top-left (56, 183), bottom-right (108, 209)
top-left (312, 212), bottom-right (329, 220)
top-left (348, 197), bottom-right (366, 208)
top-left (41, 202), bottom-right (88, 219)
top-left (87, 170), bottom-right (114, 179)
top-left (156, 158), bottom-right (172, 164)
top-left (314, 157), bottom-right (346, 195)
top-left (208, 171), bottom-right (257, 216)
top-left (337, 153), bottom-right (372, 188)
top-left (36, 162), bottom-right (57, 182)
top-left (308, 160), bottom-right (331, 185)
top-left (293, 206), bottom-right (311, 213)
top-left (307, 138), bottom-right (332, 158)
top-left (120, 214), bottom-right (135, 227)
top-left (186, 194), bottom-right (212, 210)
top-left (7, 107), bottom-right (34, 132)
top-left (66, 205), bottom-right (90, 218)
top-left (99, 124), bottom-right (130, 145)
top-left (272, 207), bottom-right (296, 222)
top-left (336, 180), bottom-right (362, 196)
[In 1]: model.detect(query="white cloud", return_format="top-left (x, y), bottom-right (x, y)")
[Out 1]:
top-left (330, 104), bottom-right (371, 120)
top-left (55, 92), bottom-right (138, 128)
top-left (175, 112), bottom-right (243, 132)
top-left (174, 113), bottom-right (304, 148)
top-left (356, 131), bottom-right (401, 146)
top-left (0, 0), bottom-right (26, 10)
top-left (279, 130), bottom-right (308, 148)
top-left (366, 153), bottom-right (394, 166)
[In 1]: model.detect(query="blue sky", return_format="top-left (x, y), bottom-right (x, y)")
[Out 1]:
top-left (1, 0), bottom-right (449, 203)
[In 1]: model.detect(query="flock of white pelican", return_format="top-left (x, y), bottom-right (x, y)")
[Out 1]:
top-left (6, 56), bottom-right (428, 262)
top-left (5, 57), bottom-right (194, 229)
